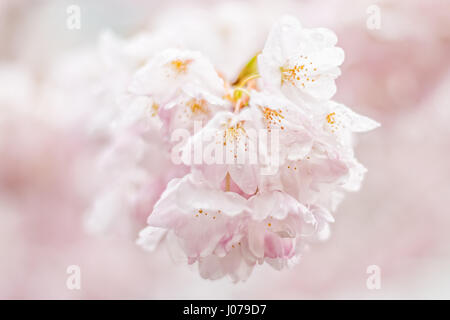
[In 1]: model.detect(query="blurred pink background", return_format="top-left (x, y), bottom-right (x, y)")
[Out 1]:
top-left (1, 0), bottom-right (450, 299)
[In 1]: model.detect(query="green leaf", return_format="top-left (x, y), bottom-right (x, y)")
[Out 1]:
top-left (233, 53), bottom-right (260, 87)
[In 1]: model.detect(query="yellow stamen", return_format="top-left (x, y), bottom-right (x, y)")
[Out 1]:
top-left (169, 59), bottom-right (193, 74)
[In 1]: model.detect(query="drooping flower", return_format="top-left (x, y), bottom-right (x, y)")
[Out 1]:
top-left (137, 173), bottom-right (320, 281)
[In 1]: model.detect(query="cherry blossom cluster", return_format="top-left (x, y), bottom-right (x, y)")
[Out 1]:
top-left (133, 16), bottom-right (379, 281)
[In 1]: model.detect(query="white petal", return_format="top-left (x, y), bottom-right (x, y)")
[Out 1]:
top-left (136, 226), bottom-right (167, 251)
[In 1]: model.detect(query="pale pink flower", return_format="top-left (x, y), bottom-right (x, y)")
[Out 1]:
top-left (179, 108), bottom-right (261, 195)
top-left (159, 84), bottom-right (232, 136)
top-left (248, 90), bottom-right (314, 162)
top-left (258, 15), bottom-right (344, 103)
top-left (129, 49), bottom-right (226, 105)
top-left (137, 174), bottom-right (320, 281)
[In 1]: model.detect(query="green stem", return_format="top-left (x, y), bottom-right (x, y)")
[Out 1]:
top-left (238, 74), bottom-right (261, 87)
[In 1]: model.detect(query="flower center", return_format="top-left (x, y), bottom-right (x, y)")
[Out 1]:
top-left (326, 112), bottom-right (336, 124)
top-left (194, 208), bottom-right (221, 220)
top-left (186, 98), bottom-right (208, 115)
top-left (325, 112), bottom-right (344, 133)
top-left (260, 106), bottom-right (285, 132)
top-left (280, 55), bottom-right (317, 88)
top-left (168, 59), bottom-right (193, 74)
top-left (223, 121), bottom-right (246, 146)
top-left (149, 103), bottom-right (159, 117)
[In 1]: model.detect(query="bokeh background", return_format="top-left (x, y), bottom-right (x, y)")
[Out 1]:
top-left (1, 0), bottom-right (450, 299)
